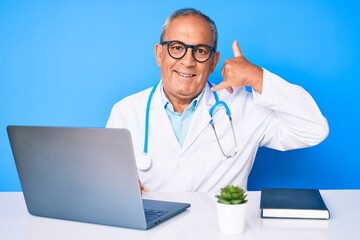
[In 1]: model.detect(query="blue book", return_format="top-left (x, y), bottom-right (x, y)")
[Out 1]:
top-left (260, 188), bottom-right (330, 220)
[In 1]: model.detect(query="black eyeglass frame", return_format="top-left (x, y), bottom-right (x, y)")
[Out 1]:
top-left (161, 40), bottom-right (216, 63)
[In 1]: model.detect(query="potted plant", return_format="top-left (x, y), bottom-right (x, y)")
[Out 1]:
top-left (215, 185), bottom-right (248, 234)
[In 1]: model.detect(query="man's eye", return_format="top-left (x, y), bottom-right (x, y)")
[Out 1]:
top-left (196, 48), bottom-right (208, 55)
top-left (173, 45), bottom-right (184, 51)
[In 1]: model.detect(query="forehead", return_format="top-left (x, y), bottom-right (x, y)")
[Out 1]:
top-left (163, 15), bottom-right (214, 45)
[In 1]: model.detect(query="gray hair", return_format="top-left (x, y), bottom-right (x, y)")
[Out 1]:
top-left (160, 8), bottom-right (218, 51)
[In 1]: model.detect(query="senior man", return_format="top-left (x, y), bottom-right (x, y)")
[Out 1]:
top-left (106, 8), bottom-right (329, 192)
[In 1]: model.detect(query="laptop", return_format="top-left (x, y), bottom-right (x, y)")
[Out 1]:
top-left (7, 125), bottom-right (190, 230)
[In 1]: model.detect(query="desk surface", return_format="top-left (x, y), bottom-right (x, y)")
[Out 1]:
top-left (0, 190), bottom-right (359, 240)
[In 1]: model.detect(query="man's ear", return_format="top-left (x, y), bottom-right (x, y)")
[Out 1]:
top-left (210, 52), bottom-right (220, 73)
top-left (154, 44), bottom-right (163, 67)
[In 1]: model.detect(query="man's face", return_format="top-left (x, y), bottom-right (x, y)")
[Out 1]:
top-left (155, 15), bottom-right (220, 107)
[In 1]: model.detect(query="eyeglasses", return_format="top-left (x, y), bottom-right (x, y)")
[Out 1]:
top-left (161, 40), bottom-right (216, 63)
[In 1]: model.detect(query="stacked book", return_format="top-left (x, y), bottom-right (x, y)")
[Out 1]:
top-left (260, 188), bottom-right (330, 220)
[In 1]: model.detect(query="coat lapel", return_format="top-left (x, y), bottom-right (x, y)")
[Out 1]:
top-left (181, 86), bottom-right (215, 153)
top-left (150, 84), bottom-right (182, 153)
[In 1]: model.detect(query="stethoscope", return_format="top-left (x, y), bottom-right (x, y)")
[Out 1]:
top-left (136, 81), bottom-right (238, 171)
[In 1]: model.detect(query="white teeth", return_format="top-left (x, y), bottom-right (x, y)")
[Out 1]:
top-left (177, 71), bottom-right (195, 78)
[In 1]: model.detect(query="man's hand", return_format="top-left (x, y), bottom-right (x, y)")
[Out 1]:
top-left (139, 180), bottom-right (144, 192)
top-left (211, 40), bottom-right (264, 94)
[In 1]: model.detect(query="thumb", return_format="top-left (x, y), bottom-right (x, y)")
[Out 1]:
top-left (232, 40), bottom-right (242, 57)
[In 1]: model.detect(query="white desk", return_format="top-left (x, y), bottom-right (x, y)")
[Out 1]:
top-left (0, 190), bottom-right (359, 240)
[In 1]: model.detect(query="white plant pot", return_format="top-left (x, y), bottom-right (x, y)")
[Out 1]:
top-left (216, 202), bottom-right (247, 234)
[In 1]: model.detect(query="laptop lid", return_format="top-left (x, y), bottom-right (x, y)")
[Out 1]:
top-left (7, 126), bottom-right (190, 230)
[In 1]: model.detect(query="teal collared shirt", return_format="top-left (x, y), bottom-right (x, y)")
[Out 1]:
top-left (160, 84), bottom-right (204, 146)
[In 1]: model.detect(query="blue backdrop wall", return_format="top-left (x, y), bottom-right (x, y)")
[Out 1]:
top-left (1, 0), bottom-right (359, 191)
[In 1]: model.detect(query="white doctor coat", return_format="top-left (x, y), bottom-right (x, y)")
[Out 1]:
top-left (106, 69), bottom-right (329, 192)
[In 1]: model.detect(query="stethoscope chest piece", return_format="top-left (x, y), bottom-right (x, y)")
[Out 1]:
top-left (137, 154), bottom-right (152, 171)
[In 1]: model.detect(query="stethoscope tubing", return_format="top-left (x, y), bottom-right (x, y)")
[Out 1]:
top-left (143, 82), bottom-right (159, 155)
top-left (139, 81), bottom-right (238, 171)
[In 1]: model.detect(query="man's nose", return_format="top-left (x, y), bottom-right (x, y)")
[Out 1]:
top-left (180, 48), bottom-right (196, 66)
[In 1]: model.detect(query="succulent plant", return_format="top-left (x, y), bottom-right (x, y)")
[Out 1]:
top-left (216, 185), bottom-right (248, 205)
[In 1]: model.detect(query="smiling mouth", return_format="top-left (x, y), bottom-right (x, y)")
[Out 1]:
top-left (175, 70), bottom-right (196, 78)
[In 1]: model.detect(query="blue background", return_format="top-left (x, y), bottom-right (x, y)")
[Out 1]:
top-left (1, 0), bottom-right (359, 191)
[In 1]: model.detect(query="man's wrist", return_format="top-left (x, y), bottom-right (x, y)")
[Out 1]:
top-left (250, 67), bottom-right (264, 94)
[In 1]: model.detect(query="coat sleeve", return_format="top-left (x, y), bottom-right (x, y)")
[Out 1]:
top-left (106, 102), bottom-right (123, 128)
top-left (253, 69), bottom-right (329, 150)
top-left (105, 88), bottom-right (150, 129)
